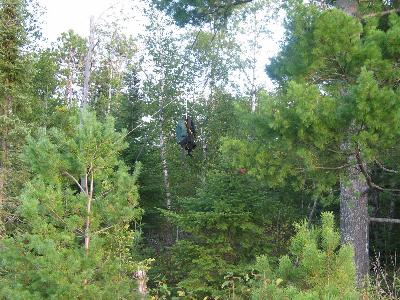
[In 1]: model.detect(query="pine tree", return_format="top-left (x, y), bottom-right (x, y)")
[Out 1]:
top-left (251, 212), bottom-right (358, 299)
top-left (0, 0), bottom-right (40, 236)
top-left (160, 168), bottom-right (302, 298)
top-left (0, 111), bottom-right (143, 298)
top-left (223, 2), bottom-right (400, 286)
top-left (153, 0), bottom-right (254, 27)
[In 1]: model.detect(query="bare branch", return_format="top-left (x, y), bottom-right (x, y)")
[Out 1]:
top-left (369, 182), bottom-right (400, 193)
top-left (375, 160), bottom-right (399, 174)
top-left (370, 217), bottom-right (400, 224)
top-left (313, 164), bottom-right (351, 170)
top-left (297, 164), bottom-right (351, 171)
top-left (93, 224), bottom-right (117, 236)
top-left (362, 8), bottom-right (400, 19)
top-left (63, 171), bottom-right (86, 194)
top-left (355, 147), bottom-right (400, 193)
top-left (308, 198), bottom-right (318, 228)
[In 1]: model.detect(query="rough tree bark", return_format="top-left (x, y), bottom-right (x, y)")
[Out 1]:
top-left (336, 0), bottom-right (358, 16)
top-left (340, 152), bottom-right (369, 286)
top-left (334, 0), bottom-right (370, 287)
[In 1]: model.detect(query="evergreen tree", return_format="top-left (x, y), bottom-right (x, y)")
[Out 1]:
top-left (159, 167), bottom-right (303, 298)
top-left (0, 111), bottom-right (143, 298)
top-left (0, 0), bottom-right (41, 236)
top-left (152, 0), bottom-right (254, 27)
top-left (223, 2), bottom-right (400, 285)
top-left (251, 212), bottom-right (358, 299)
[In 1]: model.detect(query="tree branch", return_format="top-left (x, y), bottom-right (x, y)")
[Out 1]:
top-left (375, 160), bottom-right (399, 174)
top-left (313, 164), bottom-right (351, 170)
top-left (63, 171), bottom-right (86, 194)
top-left (90, 163), bottom-right (94, 199)
top-left (308, 197), bottom-right (318, 228)
top-left (93, 224), bottom-right (117, 236)
top-left (42, 202), bottom-right (84, 235)
top-left (355, 147), bottom-right (400, 193)
top-left (370, 217), bottom-right (400, 224)
top-left (361, 8), bottom-right (400, 19)
top-left (297, 164), bottom-right (350, 171)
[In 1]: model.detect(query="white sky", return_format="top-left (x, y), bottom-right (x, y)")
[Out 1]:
top-left (37, 0), bottom-right (138, 43)
top-left (36, 0), bottom-right (283, 91)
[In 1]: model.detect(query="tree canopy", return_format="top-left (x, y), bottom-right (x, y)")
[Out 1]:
top-left (1, 0), bottom-right (400, 298)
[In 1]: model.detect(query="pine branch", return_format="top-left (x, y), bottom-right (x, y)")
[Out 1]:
top-left (42, 202), bottom-right (84, 235)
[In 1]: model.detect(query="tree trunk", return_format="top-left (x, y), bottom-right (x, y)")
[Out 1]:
top-left (108, 64), bottom-right (113, 114)
top-left (158, 83), bottom-right (174, 245)
top-left (65, 49), bottom-right (74, 106)
top-left (388, 197), bottom-right (396, 232)
top-left (250, 11), bottom-right (258, 113)
top-left (340, 154), bottom-right (369, 287)
top-left (0, 136), bottom-right (6, 236)
top-left (335, 0), bottom-right (370, 288)
top-left (135, 268), bottom-right (148, 300)
top-left (82, 16), bottom-right (95, 108)
top-left (159, 128), bottom-right (171, 210)
top-left (158, 82), bottom-right (171, 210)
top-left (84, 168), bottom-right (94, 256)
top-left (335, 0), bottom-right (358, 16)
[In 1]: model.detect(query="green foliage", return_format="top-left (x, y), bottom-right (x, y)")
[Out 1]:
top-left (0, 0), bottom-right (44, 235)
top-left (0, 111), bottom-right (143, 298)
top-left (2, 0), bottom-right (400, 298)
top-left (159, 169), bottom-right (301, 298)
top-left (0, 0), bottom-right (41, 116)
top-left (152, 0), bottom-right (252, 27)
top-left (53, 30), bottom-right (87, 106)
top-left (224, 7), bottom-right (400, 201)
top-left (251, 212), bottom-right (358, 299)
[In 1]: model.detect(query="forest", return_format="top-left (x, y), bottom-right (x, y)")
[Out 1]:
top-left (0, 0), bottom-right (400, 299)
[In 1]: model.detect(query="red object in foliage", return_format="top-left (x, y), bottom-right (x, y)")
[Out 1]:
top-left (238, 168), bottom-right (247, 174)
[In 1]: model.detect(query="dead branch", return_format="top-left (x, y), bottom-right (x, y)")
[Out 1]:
top-left (375, 160), bottom-right (399, 174)
top-left (361, 8), bottom-right (400, 19)
top-left (370, 217), bottom-right (400, 224)
top-left (63, 171), bottom-right (86, 194)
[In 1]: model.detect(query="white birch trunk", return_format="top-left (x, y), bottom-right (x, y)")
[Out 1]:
top-left (108, 65), bottom-right (113, 114)
top-left (159, 128), bottom-right (171, 210)
top-left (82, 16), bottom-right (95, 108)
top-left (158, 82), bottom-right (171, 210)
top-left (250, 12), bottom-right (258, 113)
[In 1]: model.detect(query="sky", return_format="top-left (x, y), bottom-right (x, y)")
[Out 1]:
top-left (37, 0), bottom-right (138, 43)
top-left (36, 0), bottom-right (283, 91)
